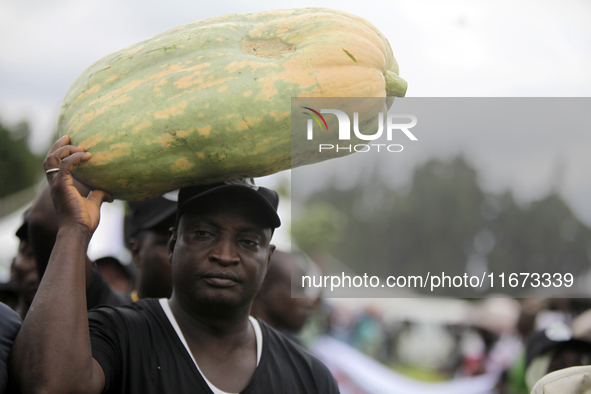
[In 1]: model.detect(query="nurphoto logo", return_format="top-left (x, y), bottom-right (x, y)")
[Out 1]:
top-left (303, 107), bottom-right (418, 153)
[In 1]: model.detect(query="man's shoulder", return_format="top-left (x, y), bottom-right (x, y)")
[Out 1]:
top-left (90, 297), bottom-right (161, 312)
top-left (259, 320), bottom-right (311, 355)
top-left (0, 302), bottom-right (21, 332)
top-left (0, 302), bottom-right (21, 353)
top-left (88, 298), bottom-right (164, 327)
top-left (258, 319), bottom-right (339, 391)
top-left (88, 299), bottom-right (174, 360)
top-left (0, 304), bottom-right (21, 394)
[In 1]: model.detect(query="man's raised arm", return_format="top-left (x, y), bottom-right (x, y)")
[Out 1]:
top-left (10, 136), bottom-right (109, 394)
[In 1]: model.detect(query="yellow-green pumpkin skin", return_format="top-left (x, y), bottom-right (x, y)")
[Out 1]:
top-left (57, 7), bottom-right (407, 200)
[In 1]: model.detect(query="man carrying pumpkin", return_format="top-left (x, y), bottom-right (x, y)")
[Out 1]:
top-left (10, 136), bottom-right (339, 394)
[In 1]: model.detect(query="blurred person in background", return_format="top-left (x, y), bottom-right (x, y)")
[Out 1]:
top-left (458, 298), bottom-right (522, 378)
top-left (251, 250), bottom-right (318, 345)
top-left (95, 257), bottom-right (135, 295)
top-left (528, 308), bottom-right (591, 392)
top-left (124, 197), bottom-right (176, 301)
top-left (525, 320), bottom-right (591, 391)
top-left (505, 297), bottom-right (591, 393)
top-left (571, 308), bottom-right (591, 341)
top-left (504, 298), bottom-right (544, 394)
top-left (0, 281), bottom-right (17, 312)
top-left (351, 306), bottom-right (388, 363)
top-left (0, 302), bottom-right (21, 394)
top-left (10, 211), bottom-right (39, 319)
top-left (26, 181), bottom-right (130, 308)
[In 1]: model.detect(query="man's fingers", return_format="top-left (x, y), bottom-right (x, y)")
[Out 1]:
top-left (60, 152), bottom-right (92, 172)
top-left (45, 152), bottom-right (92, 183)
top-left (87, 190), bottom-right (114, 205)
top-left (54, 145), bottom-right (86, 160)
top-left (44, 153), bottom-right (62, 176)
top-left (47, 135), bottom-right (70, 155)
top-left (44, 142), bottom-right (89, 182)
top-left (44, 146), bottom-right (87, 171)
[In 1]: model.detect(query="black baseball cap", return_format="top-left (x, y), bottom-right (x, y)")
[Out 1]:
top-left (177, 179), bottom-right (281, 229)
top-left (125, 196), bottom-right (177, 240)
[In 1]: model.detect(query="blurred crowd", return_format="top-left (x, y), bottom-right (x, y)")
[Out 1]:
top-left (2, 180), bottom-right (591, 393)
top-left (309, 296), bottom-right (591, 393)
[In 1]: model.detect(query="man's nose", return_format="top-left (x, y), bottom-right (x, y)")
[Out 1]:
top-left (209, 236), bottom-right (239, 266)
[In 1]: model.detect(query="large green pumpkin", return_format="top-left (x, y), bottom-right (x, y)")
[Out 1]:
top-left (57, 7), bottom-right (407, 200)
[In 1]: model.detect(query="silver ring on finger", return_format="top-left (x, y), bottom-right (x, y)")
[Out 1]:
top-left (45, 168), bottom-right (60, 175)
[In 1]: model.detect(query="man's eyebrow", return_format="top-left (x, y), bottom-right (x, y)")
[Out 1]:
top-left (185, 216), bottom-right (268, 233)
top-left (235, 226), bottom-right (268, 234)
top-left (191, 218), bottom-right (219, 227)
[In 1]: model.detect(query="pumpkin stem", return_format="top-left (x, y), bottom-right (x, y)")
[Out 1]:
top-left (385, 70), bottom-right (408, 97)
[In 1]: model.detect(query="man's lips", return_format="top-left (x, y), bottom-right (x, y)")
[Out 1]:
top-left (202, 271), bottom-right (239, 288)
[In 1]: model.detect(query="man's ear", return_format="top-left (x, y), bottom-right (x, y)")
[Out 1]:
top-left (128, 237), bottom-right (142, 267)
top-left (266, 244), bottom-right (276, 273)
top-left (167, 227), bottom-right (177, 264)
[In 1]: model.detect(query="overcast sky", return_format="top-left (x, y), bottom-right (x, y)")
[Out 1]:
top-left (1, 1), bottom-right (590, 225)
top-left (1, 0), bottom-right (590, 149)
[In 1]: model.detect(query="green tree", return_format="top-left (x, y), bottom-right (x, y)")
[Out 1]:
top-left (0, 120), bottom-right (44, 199)
top-left (294, 156), bottom-right (591, 296)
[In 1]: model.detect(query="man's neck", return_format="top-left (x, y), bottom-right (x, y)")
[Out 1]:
top-left (168, 294), bottom-right (252, 342)
top-left (166, 295), bottom-right (259, 393)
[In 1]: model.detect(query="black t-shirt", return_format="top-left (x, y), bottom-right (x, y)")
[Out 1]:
top-left (88, 299), bottom-right (340, 394)
top-left (0, 303), bottom-right (22, 394)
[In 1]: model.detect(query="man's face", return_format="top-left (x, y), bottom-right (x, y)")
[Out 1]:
top-left (169, 195), bottom-right (274, 309)
top-left (266, 282), bottom-right (315, 332)
top-left (263, 255), bottom-right (316, 332)
top-left (132, 224), bottom-right (174, 299)
top-left (13, 238), bottom-right (39, 304)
